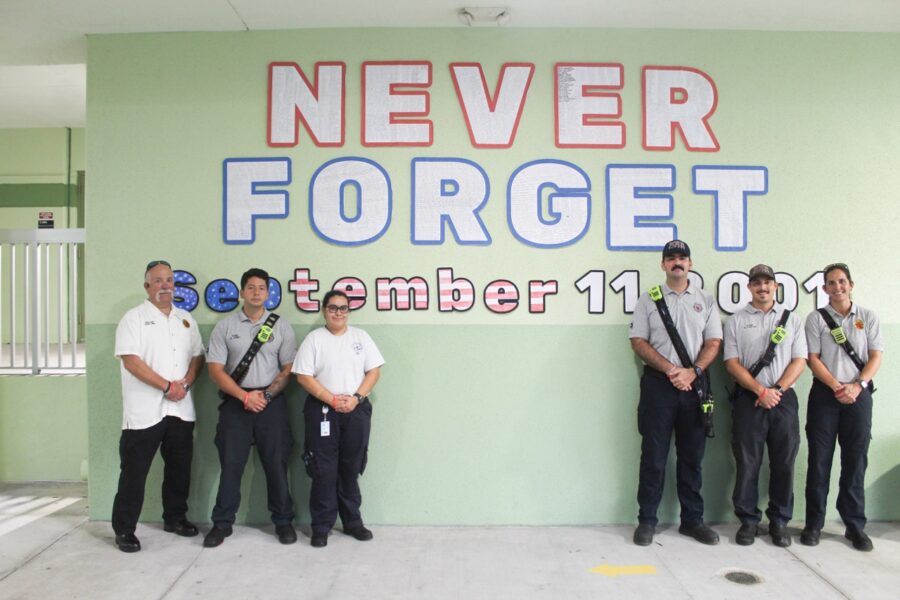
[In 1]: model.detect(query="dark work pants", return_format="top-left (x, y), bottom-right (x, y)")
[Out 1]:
top-left (731, 388), bottom-right (800, 526)
top-left (637, 368), bottom-right (707, 526)
top-left (111, 416), bottom-right (194, 535)
top-left (805, 379), bottom-right (872, 532)
top-left (303, 395), bottom-right (372, 534)
top-left (211, 393), bottom-right (294, 527)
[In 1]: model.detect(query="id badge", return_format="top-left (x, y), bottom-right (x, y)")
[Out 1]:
top-left (320, 421), bottom-right (331, 437)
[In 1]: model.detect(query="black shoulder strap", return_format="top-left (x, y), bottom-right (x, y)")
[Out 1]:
top-left (230, 312), bottom-right (280, 385)
top-left (748, 309), bottom-right (791, 377)
top-left (649, 286), bottom-right (693, 369)
top-left (817, 308), bottom-right (867, 372)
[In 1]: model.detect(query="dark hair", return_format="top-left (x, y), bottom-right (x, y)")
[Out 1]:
top-left (322, 289), bottom-right (349, 307)
top-left (823, 262), bottom-right (853, 284)
top-left (241, 268), bottom-right (270, 290)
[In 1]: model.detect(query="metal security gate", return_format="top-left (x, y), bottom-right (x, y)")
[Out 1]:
top-left (0, 229), bottom-right (85, 374)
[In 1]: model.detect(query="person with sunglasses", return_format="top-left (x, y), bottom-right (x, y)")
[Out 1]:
top-left (203, 268), bottom-right (299, 548)
top-left (802, 263), bottom-right (883, 551)
top-left (292, 290), bottom-right (385, 548)
top-left (111, 260), bottom-right (205, 552)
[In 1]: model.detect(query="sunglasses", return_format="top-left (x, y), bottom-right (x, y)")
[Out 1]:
top-left (145, 259), bottom-right (172, 272)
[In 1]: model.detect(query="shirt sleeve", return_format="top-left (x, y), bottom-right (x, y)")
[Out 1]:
top-left (206, 320), bottom-right (228, 365)
top-left (865, 310), bottom-right (884, 352)
top-left (789, 312), bottom-right (808, 359)
top-left (186, 313), bottom-right (204, 357)
top-left (722, 314), bottom-right (739, 361)
top-left (292, 333), bottom-right (317, 376)
top-left (628, 294), bottom-right (651, 340)
top-left (702, 295), bottom-right (724, 340)
top-left (114, 310), bottom-right (141, 358)
top-left (360, 330), bottom-right (385, 372)
top-left (277, 318), bottom-right (298, 366)
top-left (805, 311), bottom-right (824, 355)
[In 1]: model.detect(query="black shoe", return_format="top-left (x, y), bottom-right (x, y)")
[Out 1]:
top-left (800, 527), bottom-right (820, 546)
top-left (311, 531), bottom-right (328, 548)
top-left (275, 524), bottom-right (297, 545)
top-left (164, 519), bottom-right (199, 537)
top-left (679, 522), bottom-right (720, 545)
top-left (203, 525), bottom-right (233, 548)
top-left (736, 523), bottom-right (757, 546)
top-left (343, 525), bottom-right (374, 541)
top-left (769, 522), bottom-right (791, 547)
top-left (633, 523), bottom-right (654, 546)
top-left (115, 533), bottom-right (141, 553)
top-left (845, 528), bottom-right (873, 552)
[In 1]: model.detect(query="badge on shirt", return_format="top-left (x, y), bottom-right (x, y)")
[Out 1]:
top-left (320, 421), bottom-right (331, 437)
top-left (183, 319), bottom-right (190, 328)
top-left (855, 319), bottom-right (864, 330)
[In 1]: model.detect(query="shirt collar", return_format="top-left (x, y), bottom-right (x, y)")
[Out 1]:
top-left (239, 307), bottom-right (270, 324)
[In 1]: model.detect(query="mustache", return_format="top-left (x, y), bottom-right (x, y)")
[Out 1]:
top-left (672, 266), bottom-right (684, 271)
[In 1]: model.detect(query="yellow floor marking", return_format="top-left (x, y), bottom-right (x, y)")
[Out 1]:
top-left (590, 564), bottom-right (657, 577)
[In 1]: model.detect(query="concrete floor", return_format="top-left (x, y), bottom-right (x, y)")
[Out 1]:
top-left (1, 482), bottom-right (898, 600)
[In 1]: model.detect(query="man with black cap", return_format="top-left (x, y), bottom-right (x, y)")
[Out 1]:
top-left (723, 264), bottom-right (807, 547)
top-left (629, 240), bottom-right (722, 546)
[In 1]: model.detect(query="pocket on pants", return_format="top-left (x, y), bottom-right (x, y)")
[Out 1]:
top-left (302, 447), bottom-right (318, 478)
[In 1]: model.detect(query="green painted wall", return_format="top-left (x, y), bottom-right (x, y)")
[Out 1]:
top-left (0, 375), bottom-right (87, 481)
top-left (84, 29), bottom-right (899, 525)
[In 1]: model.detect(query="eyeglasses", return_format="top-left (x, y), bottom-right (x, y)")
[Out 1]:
top-left (145, 259), bottom-right (171, 272)
top-left (823, 262), bottom-right (848, 273)
top-left (326, 304), bottom-right (350, 314)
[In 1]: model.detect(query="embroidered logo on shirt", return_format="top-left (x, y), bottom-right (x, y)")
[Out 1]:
top-left (352, 342), bottom-right (363, 355)
top-left (144, 320), bottom-right (156, 326)
top-left (228, 334), bottom-right (241, 340)
top-left (855, 319), bottom-right (864, 330)
top-left (693, 303), bottom-right (703, 313)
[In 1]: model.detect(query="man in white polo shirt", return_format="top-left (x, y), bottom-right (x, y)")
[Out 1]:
top-left (111, 260), bottom-right (205, 553)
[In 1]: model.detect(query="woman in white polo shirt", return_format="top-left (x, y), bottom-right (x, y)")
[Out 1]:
top-left (293, 289), bottom-right (385, 548)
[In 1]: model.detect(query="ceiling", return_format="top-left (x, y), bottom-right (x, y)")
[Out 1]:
top-left (1, 0), bottom-right (898, 128)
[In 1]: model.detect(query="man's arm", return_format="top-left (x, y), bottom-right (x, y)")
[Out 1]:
top-left (121, 354), bottom-right (185, 401)
top-left (630, 338), bottom-right (678, 373)
top-left (266, 363), bottom-right (293, 397)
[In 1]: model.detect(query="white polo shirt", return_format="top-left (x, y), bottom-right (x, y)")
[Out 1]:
top-left (292, 326), bottom-right (385, 396)
top-left (115, 300), bottom-right (205, 430)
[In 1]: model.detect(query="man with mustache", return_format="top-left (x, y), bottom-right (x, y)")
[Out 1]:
top-left (629, 240), bottom-right (723, 546)
top-left (111, 260), bottom-right (205, 552)
top-left (723, 264), bottom-right (807, 547)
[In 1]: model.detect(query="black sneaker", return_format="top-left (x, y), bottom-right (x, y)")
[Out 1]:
top-left (678, 522), bottom-right (719, 545)
top-left (633, 523), bottom-right (654, 546)
top-left (845, 528), bottom-right (873, 552)
top-left (163, 519), bottom-right (199, 537)
top-left (275, 524), bottom-right (297, 545)
top-left (343, 525), bottom-right (374, 541)
top-left (736, 523), bottom-right (757, 546)
top-left (800, 527), bottom-right (820, 546)
top-left (203, 525), bottom-right (233, 548)
top-left (769, 522), bottom-right (791, 547)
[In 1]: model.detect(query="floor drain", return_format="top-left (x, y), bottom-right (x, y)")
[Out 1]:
top-left (724, 570), bottom-right (762, 585)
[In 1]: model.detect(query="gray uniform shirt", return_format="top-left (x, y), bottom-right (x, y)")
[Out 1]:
top-left (723, 304), bottom-right (807, 388)
top-left (805, 303), bottom-right (883, 383)
top-left (207, 309), bottom-right (298, 388)
top-left (629, 282), bottom-right (723, 366)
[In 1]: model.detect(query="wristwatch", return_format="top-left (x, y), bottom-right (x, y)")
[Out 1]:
top-left (353, 392), bottom-right (368, 403)
top-left (182, 382), bottom-right (191, 393)
top-left (858, 379), bottom-right (869, 390)
top-left (774, 385), bottom-right (784, 394)
top-left (263, 391), bottom-right (273, 404)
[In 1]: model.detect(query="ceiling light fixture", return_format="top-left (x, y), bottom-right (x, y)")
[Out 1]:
top-left (458, 7), bottom-right (511, 27)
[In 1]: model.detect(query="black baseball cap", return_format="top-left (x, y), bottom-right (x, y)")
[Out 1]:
top-left (748, 264), bottom-right (776, 281)
top-left (662, 240), bottom-right (691, 258)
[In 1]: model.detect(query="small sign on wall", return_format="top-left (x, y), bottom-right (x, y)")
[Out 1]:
top-left (38, 211), bottom-right (54, 229)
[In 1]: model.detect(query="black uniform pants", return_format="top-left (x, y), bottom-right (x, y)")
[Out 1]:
top-left (805, 378), bottom-right (872, 532)
top-left (637, 368), bottom-right (706, 526)
top-left (211, 393), bottom-right (294, 527)
top-left (303, 395), bottom-right (371, 534)
top-left (111, 416), bottom-right (194, 535)
top-left (731, 388), bottom-right (800, 526)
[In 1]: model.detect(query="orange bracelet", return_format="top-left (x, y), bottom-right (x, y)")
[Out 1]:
top-left (243, 392), bottom-right (250, 406)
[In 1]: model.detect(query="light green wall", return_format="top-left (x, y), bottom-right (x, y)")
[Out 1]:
top-left (0, 375), bottom-right (87, 481)
top-left (85, 29), bottom-right (899, 524)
